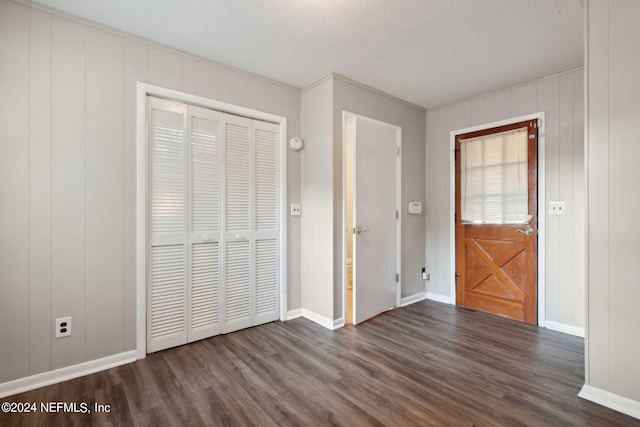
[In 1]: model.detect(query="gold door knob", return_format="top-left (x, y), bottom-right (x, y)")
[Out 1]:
top-left (352, 226), bottom-right (370, 235)
top-left (516, 227), bottom-right (534, 236)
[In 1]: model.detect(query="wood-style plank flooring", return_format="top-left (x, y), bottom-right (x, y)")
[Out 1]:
top-left (2, 300), bottom-right (638, 426)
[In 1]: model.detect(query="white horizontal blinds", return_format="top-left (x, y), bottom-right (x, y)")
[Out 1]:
top-left (460, 127), bottom-right (529, 224)
top-left (188, 106), bottom-right (222, 340)
top-left (148, 98), bottom-right (188, 352)
top-left (253, 120), bottom-right (279, 325)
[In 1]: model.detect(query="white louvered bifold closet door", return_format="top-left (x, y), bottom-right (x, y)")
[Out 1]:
top-left (147, 98), bottom-right (189, 353)
top-left (223, 114), bottom-right (280, 333)
top-left (223, 115), bottom-right (253, 333)
top-left (147, 97), bottom-right (279, 352)
top-left (188, 106), bottom-right (223, 342)
top-left (253, 120), bottom-right (280, 325)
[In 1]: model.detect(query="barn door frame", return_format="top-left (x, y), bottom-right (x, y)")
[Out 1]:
top-left (135, 83), bottom-right (288, 359)
top-left (449, 112), bottom-right (547, 327)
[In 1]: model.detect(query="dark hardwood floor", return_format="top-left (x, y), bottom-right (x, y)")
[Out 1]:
top-left (2, 299), bottom-right (638, 426)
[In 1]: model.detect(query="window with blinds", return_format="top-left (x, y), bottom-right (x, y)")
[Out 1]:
top-left (460, 126), bottom-right (529, 224)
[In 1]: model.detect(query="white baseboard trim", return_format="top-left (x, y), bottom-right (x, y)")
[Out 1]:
top-left (426, 292), bottom-right (452, 305)
top-left (579, 384), bottom-right (640, 420)
top-left (333, 317), bottom-right (345, 329)
top-left (0, 350), bottom-right (137, 399)
top-left (301, 309), bottom-right (336, 330)
top-left (286, 308), bottom-right (303, 320)
top-left (545, 321), bottom-right (585, 338)
top-left (401, 292), bottom-right (427, 307)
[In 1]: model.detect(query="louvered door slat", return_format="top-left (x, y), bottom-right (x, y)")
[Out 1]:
top-left (189, 243), bottom-right (221, 340)
top-left (225, 123), bottom-right (251, 231)
top-left (191, 115), bottom-right (220, 232)
top-left (224, 240), bottom-right (252, 333)
top-left (252, 121), bottom-right (279, 326)
top-left (255, 239), bottom-right (278, 324)
top-left (151, 108), bottom-right (186, 234)
top-left (255, 128), bottom-right (277, 231)
top-left (149, 245), bottom-right (187, 352)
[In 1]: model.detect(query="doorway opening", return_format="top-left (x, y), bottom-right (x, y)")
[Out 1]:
top-left (343, 112), bottom-right (402, 325)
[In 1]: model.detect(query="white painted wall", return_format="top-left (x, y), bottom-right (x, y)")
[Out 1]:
top-left (583, 0), bottom-right (640, 407)
top-left (425, 68), bottom-right (585, 332)
top-left (300, 77), bottom-right (335, 322)
top-left (0, 0), bottom-right (301, 384)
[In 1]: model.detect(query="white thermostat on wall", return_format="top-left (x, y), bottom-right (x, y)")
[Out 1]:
top-left (408, 202), bottom-right (422, 215)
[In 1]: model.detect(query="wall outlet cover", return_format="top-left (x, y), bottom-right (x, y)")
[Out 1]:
top-left (290, 203), bottom-right (301, 216)
top-left (549, 201), bottom-right (566, 215)
top-left (55, 316), bottom-right (72, 338)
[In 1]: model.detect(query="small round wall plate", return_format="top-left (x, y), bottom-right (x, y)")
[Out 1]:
top-left (289, 137), bottom-right (303, 151)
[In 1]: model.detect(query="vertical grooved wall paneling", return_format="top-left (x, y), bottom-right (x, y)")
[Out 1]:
top-left (603, 0), bottom-right (640, 401)
top-left (124, 39), bottom-right (148, 350)
top-left (537, 76), bottom-right (560, 323)
top-left (585, 0), bottom-right (610, 388)
top-left (0, 0), bottom-right (301, 385)
top-left (0, 0), bottom-right (30, 383)
top-left (558, 72), bottom-right (575, 326)
top-left (301, 78), bottom-right (334, 320)
top-left (51, 14), bottom-right (86, 370)
top-left (147, 45), bottom-right (162, 87)
top-left (85, 27), bottom-right (125, 359)
top-left (29, 7), bottom-right (53, 376)
top-left (571, 73), bottom-right (585, 329)
top-left (161, 50), bottom-right (182, 91)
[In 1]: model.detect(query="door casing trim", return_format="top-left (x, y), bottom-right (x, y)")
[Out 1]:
top-left (449, 112), bottom-right (546, 327)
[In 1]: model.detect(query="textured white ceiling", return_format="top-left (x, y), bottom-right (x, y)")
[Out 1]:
top-left (29, 0), bottom-right (583, 109)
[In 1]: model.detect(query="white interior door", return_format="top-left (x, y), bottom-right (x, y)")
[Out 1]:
top-left (352, 115), bottom-right (399, 324)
